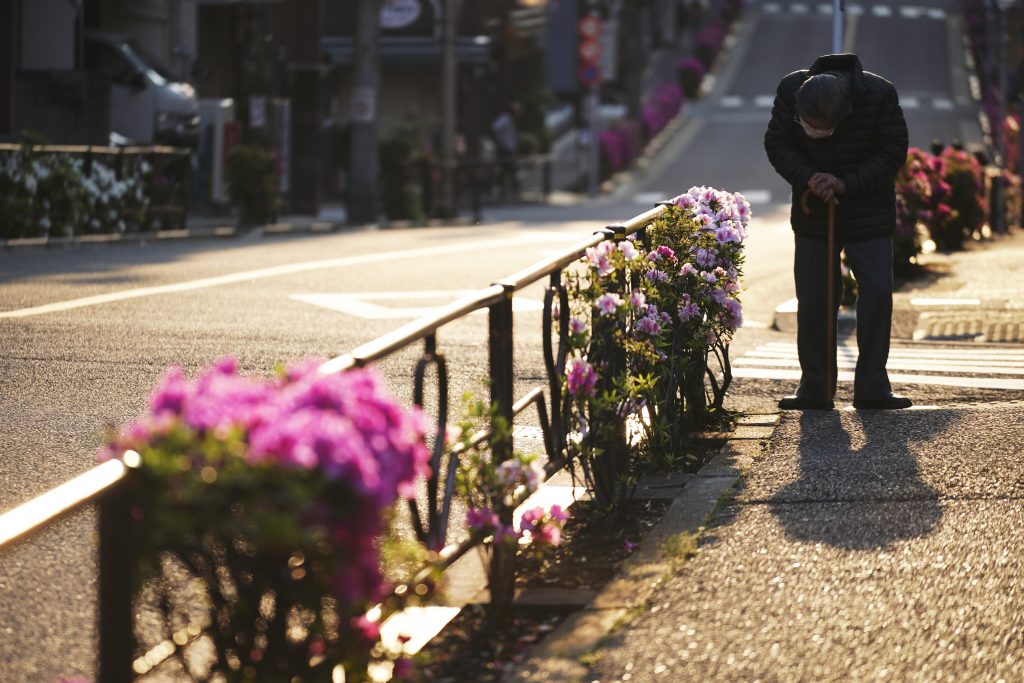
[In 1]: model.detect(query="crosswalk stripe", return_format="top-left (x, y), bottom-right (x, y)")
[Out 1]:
top-left (733, 342), bottom-right (1024, 391)
top-left (738, 357), bottom-right (1024, 376)
top-left (758, 342), bottom-right (1024, 361)
top-left (733, 367), bottom-right (1024, 391)
top-left (761, 4), bottom-right (944, 19)
top-left (748, 348), bottom-right (1024, 364)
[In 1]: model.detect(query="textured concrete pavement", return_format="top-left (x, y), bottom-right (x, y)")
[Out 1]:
top-left (585, 404), bottom-right (1024, 682)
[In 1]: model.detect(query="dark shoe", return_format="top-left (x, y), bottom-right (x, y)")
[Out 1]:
top-left (853, 394), bottom-right (913, 410)
top-left (778, 395), bottom-right (834, 410)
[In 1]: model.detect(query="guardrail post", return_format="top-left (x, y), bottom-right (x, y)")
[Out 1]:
top-left (590, 225), bottom-right (630, 509)
top-left (487, 284), bottom-right (516, 616)
top-left (98, 474), bottom-right (135, 683)
top-left (542, 155), bottom-right (552, 199)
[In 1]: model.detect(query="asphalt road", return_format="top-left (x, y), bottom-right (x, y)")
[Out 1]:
top-left (0, 0), bottom-right (1007, 680)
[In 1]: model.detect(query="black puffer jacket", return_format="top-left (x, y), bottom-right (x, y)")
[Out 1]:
top-left (764, 54), bottom-right (908, 242)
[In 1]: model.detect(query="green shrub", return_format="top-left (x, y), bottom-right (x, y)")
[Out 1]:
top-left (225, 144), bottom-right (278, 226)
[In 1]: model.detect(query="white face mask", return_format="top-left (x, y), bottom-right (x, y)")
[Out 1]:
top-left (798, 117), bottom-right (835, 139)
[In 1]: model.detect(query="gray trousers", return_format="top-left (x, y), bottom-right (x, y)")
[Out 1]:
top-left (794, 234), bottom-right (894, 402)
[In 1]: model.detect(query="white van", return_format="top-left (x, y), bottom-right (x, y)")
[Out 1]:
top-left (83, 32), bottom-right (199, 147)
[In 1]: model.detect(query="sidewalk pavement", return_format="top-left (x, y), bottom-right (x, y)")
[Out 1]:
top-left (505, 230), bottom-right (1024, 682)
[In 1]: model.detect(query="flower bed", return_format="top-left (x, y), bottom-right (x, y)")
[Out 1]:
top-left (558, 186), bottom-right (748, 509)
top-left (0, 143), bottom-right (188, 239)
top-left (99, 358), bottom-right (432, 681)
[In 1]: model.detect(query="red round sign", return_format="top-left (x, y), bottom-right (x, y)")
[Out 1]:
top-left (578, 15), bottom-right (603, 39)
top-left (578, 39), bottom-right (602, 64)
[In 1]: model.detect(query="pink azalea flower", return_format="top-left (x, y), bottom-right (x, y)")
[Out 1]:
top-left (618, 241), bottom-right (639, 261)
top-left (679, 262), bottom-right (697, 276)
top-left (595, 292), bottom-right (623, 316)
top-left (565, 358), bottom-right (598, 396)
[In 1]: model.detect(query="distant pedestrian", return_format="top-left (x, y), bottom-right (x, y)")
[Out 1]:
top-left (764, 53), bottom-right (912, 410)
top-left (491, 105), bottom-right (521, 199)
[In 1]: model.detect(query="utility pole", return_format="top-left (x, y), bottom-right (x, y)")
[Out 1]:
top-left (440, 0), bottom-right (458, 218)
top-left (349, 0), bottom-right (382, 225)
top-left (832, 0), bottom-right (845, 53)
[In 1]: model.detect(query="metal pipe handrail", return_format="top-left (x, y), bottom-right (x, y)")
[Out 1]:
top-left (0, 143), bottom-right (189, 155)
top-left (0, 452), bottom-right (140, 548)
top-left (319, 285), bottom-right (508, 375)
top-left (498, 205), bottom-right (664, 290)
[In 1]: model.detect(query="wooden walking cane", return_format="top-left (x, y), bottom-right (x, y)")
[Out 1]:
top-left (826, 200), bottom-right (837, 399)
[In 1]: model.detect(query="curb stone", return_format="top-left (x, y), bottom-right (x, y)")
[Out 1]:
top-left (502, 413), bottom-right (780, 683)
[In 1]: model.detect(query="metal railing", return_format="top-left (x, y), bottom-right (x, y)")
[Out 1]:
top-left (0, 203), bottom-right (667, 681)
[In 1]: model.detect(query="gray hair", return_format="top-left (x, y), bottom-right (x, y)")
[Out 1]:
top-left (795, 73), bottom-right (853, 126)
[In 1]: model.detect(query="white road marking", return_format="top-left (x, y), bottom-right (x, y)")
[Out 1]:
top-left (776, 297), bottom-right (799, 314)
top-left (0, 234), bottom-right (566, 320)
top-left (910, 297), bottom-right (980, 306)
top-left (847, 4), bottom-right (865, 15)
top-left (927, 8), bottom-right (947, 20)
top-left (738, 356), bottom-right (1024, 375)
top-left (900, 6), bottom-right (923, 19)
top-left (901, 96), bottom-right (921, 109)
top-left (738, 189), bottom-right (773, 204)
top-left (872, 5), bottom-right (893, 17)
top-left (754, 95), bottom-right (776, 108)
top-left (734, 367), bottom-right (1024, 391)
top-left (633, 191), bottom-right (668, 205)
top-left (791, 3), bottom-right (809, 14)
top-left (763, 3), bottom-right (783, 13)
top-left (817, 4), bottom-right (833, 14)
top-left (720, 95), bottom-right (744, 108)
top-left (932, 97), bottom-right (954, 110)
top-left (291, 291), bottom-right (544, 319)
top-left (734, 342), bottom-right (1024, 390)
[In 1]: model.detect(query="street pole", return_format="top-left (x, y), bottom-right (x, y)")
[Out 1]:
top-left (832, 0), bottom-right (844, 53)
top-left (349, 0), bottom-right (382, 225)
top-left (588, 81), bottom-right (600, 197)
top-left (995, 1), bottom-right (1008, 231)
top-left (440, 0), bottom-right (457, 219)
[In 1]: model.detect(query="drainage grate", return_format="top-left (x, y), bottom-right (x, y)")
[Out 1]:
top-left (913, 312), bottom-right (1024, 343)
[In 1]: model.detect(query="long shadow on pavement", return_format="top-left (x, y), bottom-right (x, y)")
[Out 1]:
top-left (769, 410), bottom-right (946, 550)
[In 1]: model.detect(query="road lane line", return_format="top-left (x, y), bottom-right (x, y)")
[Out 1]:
top-left (732, 367), bottom-right (1024, 391)
top-left (0, 235), bottom-right (563, 320)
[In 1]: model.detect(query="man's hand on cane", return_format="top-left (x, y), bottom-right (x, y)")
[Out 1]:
top-left (808, 172), bottom-right (845, 206)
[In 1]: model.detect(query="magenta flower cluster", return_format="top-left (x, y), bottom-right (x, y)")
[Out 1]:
top-left (100, 357), bottom-right (431, 604)
top-left (106, 358), bottom-right (430, 506)
top-left (467, 504), bottom-right (568, 548)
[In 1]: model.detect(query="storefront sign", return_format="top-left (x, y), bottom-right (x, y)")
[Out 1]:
top-left (380, 0), bottom-right (422, 30)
